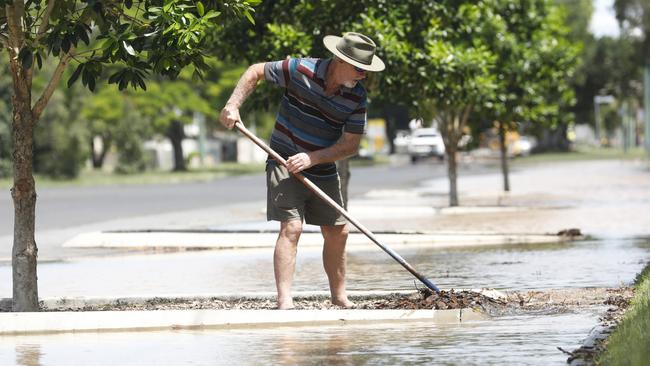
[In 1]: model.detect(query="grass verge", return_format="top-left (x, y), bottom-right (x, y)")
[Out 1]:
top-left (513, 146), bottom-right (647, 166)
top-left (598, 262), bottom-right (650, 365)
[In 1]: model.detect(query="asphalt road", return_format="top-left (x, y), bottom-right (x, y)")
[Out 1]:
top-left (0, 159), bottom-right (454, 236)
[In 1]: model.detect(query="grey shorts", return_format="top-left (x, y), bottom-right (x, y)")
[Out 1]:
top-left (266, 163), bottom-right (347, 226)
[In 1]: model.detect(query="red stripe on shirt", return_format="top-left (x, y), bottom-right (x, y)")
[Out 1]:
top-left (297, 63), bottom-right (315, 78)
top-left (281, 59), bottom-right (291, 85)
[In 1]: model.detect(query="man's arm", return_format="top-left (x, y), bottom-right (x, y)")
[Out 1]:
top-left (285, 132), bottom-right (362, 174)
top-left (219, 63), bottom-right (266, 129)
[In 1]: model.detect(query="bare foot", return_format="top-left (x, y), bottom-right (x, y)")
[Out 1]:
top-left (277, 299), bottom-right (294, 310)
top-left (332, 298), bottom-right (356, 308)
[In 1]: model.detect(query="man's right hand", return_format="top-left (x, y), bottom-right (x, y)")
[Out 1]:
top-left (219, 103), bottom-right (241, 130)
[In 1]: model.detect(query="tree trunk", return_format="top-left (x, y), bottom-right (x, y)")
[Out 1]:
top-left (11, 95), bottom-right (39, 312)
top-left (446, 146), bottom-right (458, 207)
top-left (439, 106), bottom-right (471, 207)
top-left (168, 120), bottom-right (186, 172)
top-left (498, 122), bottom-right (510, 192)
top-left (6, 2), bottom-right (72, 312)
top-left (336, 158), bottom-right (350, 209)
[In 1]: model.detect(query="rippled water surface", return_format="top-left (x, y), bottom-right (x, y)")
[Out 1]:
top-left (0, 238), bottom-right (647, 297)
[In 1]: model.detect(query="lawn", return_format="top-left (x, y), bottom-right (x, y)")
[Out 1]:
top-left (514, 146), bottom-right (648, 165)
top-left (598, 262), bottom-right (650, 365)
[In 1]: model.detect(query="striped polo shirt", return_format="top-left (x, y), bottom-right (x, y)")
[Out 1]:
top-left (264, 58), bottom-right (368, 180)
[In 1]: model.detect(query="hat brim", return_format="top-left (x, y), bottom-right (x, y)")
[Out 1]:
top-left (323, 35), bottom-right (385, 72)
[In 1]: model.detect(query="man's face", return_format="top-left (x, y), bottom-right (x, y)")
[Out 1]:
top-left (339, 59), bottom-right (367, 88)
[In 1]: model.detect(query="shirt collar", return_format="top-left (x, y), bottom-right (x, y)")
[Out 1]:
top-left (316, 58), bottom-right (331, 82)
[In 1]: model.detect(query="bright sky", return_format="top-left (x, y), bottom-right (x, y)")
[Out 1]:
top-left (589, 0), bottom-right (620, 37)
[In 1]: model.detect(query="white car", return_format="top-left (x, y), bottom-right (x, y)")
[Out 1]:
top-left (509, 135), bottom-right (536, 157)
top-left (407, 128), bottom-right (445, 163)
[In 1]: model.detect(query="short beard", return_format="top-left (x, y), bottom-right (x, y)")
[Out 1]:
top-left (343, 80), bottom-right (357, 88)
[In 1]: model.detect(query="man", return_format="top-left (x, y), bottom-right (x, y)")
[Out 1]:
top-left (219, 32), bottom-right (385, 309)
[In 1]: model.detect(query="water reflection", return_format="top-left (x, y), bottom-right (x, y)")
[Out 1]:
top-left (15, 344), bottom-right (42, 366)
top-left (0, 308), bottom-right (601, 365)
top-left (272, 331), bottom-right (357, 366)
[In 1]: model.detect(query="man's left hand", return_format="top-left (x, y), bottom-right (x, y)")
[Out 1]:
top-left (286, 153), bottom-right (313, 173)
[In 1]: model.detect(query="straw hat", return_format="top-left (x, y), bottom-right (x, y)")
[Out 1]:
top-left (323, 32), bottom-right (385, 72)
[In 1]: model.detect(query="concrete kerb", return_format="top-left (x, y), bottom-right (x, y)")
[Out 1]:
top-left (0, 290), bottom-right (490, 335)
top-left (62, 230), bottom-right (568, 250)
top-left (0, 309), bottom-right (484, 336)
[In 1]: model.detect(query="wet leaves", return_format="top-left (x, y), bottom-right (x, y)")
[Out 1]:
top-left (604, 295), bottom-right (630, 308)
top-left (557, 228), bottom-right (582, 238)
top-left (29, 287), bottom-right (632, 314)
top-left (375, 288), bottom-right (507, 311)
top-left (45, 290), bottom-right (506, 312)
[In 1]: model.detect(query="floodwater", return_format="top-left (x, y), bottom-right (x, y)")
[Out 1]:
top-left (0, 237), bottom-right (647, 365)
top-left (0, 308), bottom-right (602, 365)
top-left (0, 238), bottom-right (647, 297)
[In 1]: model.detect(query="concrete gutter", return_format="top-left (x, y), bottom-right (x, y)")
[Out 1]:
top-left (62, 230), bottom-right (565, 250)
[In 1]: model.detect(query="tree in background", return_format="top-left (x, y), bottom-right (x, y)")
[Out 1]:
top-left (562, 0), bottom-right (642, 149)
top-left (362, 1), bottom-right (498, 206)
top-left (417, 2), bottom-right (498, 206)
top-left (615, 0), bottom-right (649, 152)
top-left (558, 0), bottom-right (595, 129)
top-left (81, 61), bottom-right (236, 173)
top-left (483, 0), bottom-right (579, 191)
top-left (615, 0), bottom-right (650, 66)
top-left (112, 96), bottom-right (151, 174)
top-left (132, 79), bottom-right (213, 171)
top-left (585, 36), bottom-right (641, 144)
top-left (81, 86), bottom-right (153, 173)
top-left (82, 87), bottom-right (121, 169)
top-left (0, 0), bottom-right (257, 312)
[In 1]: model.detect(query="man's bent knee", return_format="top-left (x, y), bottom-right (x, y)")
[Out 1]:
top-left (280, 220), bottom-right (303, 243)
top-left (321, 224), bottom-right (349, 242)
